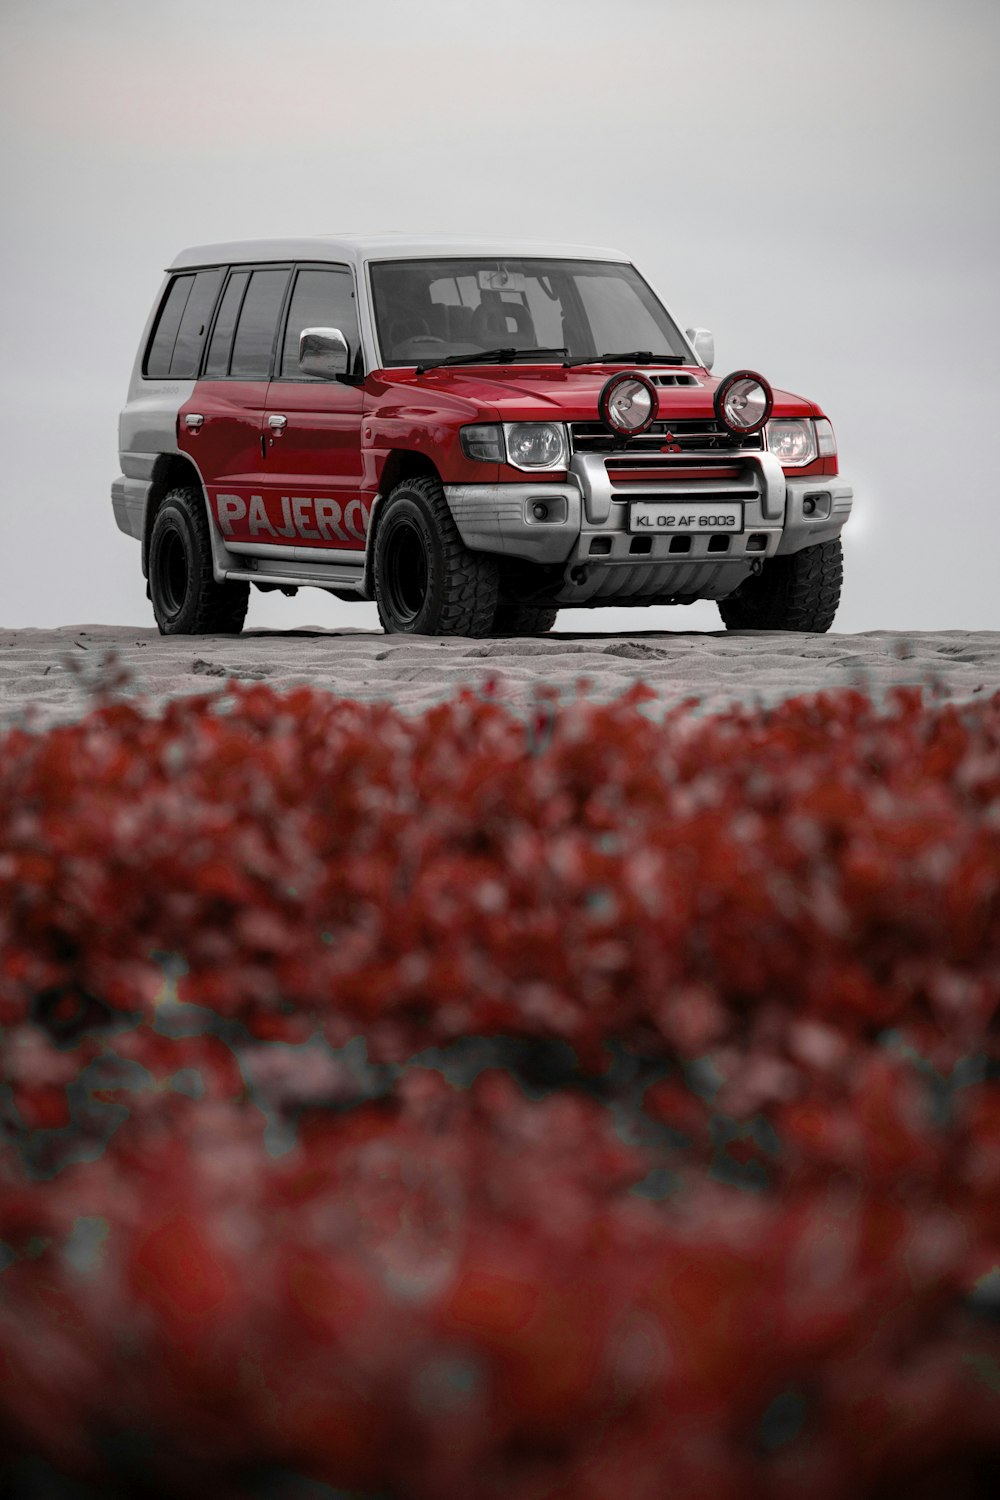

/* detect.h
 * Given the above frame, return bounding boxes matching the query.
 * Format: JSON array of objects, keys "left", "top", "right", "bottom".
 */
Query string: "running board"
[{"left": 223, "top": 557, "right": 367, "bottom": 592}]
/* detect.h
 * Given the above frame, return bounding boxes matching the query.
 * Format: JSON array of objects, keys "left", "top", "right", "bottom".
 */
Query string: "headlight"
[
  {"left": 714, "top": 370, "right": 773, "bottom": 435},
  {"left": 460, "top": 424, "right": 505, "bottom": 463},
  {"left": 503, "top": 422, "right": 569, "bottom": 470},
  {"left": 766, "top": 418, "right": 818, "bottom": 466},
  {"left": 599, "top": 372, "right": 656, "bottom": 436}
]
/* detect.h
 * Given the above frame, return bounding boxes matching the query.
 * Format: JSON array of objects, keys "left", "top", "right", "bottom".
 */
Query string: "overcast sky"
[{"left": 1, "top": 0, "right": 997, "bottom": 635}]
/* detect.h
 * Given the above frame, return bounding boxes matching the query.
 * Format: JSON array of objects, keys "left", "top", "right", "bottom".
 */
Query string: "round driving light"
[
  {"left": 714, "top": 369, "right": 774, "bottom": 436},
  {"left": 598, "top": 372, "right": 656, "bottom": 436},
  {"left": 532, "top": 502, "right": 549, "bottom": 520}
]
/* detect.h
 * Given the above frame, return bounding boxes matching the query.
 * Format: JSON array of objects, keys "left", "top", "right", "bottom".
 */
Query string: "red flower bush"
[
  {"left": 2, "top": 682, "right": 999, "bottom": 1062},
  {"left": 1, "top": 683, "right": 999, "bottom": 1496}
]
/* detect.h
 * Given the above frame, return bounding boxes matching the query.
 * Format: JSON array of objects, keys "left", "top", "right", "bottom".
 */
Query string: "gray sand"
[{"left": 1, "top": 626, "right": 998, "bottom": 732}]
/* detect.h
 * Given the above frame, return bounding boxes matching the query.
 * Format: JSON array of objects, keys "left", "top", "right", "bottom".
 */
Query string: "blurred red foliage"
[{"left": 1, "top": 683, "right": 999, "bottom": 1497}]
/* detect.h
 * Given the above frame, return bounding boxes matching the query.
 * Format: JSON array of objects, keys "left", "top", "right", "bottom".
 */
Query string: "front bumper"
[
  {"left": 443, "top": 480, "right": 583, "bottom": 566},
  {"left": 444, "top": 455, "right": 853, "bottom": 604},
  {"left": 778, "top": 476, "right": 854, "bottom": 553}
]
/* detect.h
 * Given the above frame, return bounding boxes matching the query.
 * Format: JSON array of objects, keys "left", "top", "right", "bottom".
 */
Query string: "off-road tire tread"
[
  {"left": 492, "top": 602, "right": 559, "bottom": 636},
  {"left": 150, "top": 487, "right": 249, "bottom": 635},
  {"left": 719, "top": 539, "right": 843, "bottom": 633},
  {"left": 375, "top": 475, "right": 499, "bottom": 637}
]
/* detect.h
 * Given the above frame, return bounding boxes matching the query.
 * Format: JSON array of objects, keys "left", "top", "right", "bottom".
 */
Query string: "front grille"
[
  {"left": 570, "top": 419, "right": 763, "bottom": 455},
  {"left": 604, "top": 463, "right": 743, "bottom": 485}
]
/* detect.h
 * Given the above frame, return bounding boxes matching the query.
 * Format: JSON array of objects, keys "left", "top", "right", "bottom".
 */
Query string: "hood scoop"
[{"left": 647, "top": 371, "right": 701, "bottom": 387}]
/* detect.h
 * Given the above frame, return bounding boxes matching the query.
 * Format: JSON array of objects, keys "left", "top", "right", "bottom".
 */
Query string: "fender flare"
[{"left": 144, "top": 454, "right": 236, "bottom": 583}]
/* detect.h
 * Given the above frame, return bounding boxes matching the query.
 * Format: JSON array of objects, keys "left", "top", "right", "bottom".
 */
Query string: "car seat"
[{"left": 470, "top": 292, "right": 537, "bottom": 349}]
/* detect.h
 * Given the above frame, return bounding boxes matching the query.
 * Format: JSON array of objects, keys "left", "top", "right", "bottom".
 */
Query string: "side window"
[
  {"left": 279, "top": 267, "right": 360, "bottom": 377},
  {"left": 145, "top": 276, "right": 193, "bottom": 378},
  {"left": 229, "top": 268, "right": 291, "bottom": 379},
  {"left": 204, "top": 270, "right": 249, "bottom": 378},
  {"left": 170, "top": 268, "right": 224, "bottom": 378}
]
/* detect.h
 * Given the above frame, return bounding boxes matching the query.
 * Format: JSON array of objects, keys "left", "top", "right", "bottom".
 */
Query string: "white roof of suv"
[{"left": 168, "top": 234, "right": 632, "bottom": 271}]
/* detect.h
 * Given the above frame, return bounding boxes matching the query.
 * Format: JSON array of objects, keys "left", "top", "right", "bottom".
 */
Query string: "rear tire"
[
  {"left": 373, "top": 475, "right": 499, "bottom": 636},
  {"left": 148, "top": 487, "right": 249, "bottom": 636},
  {"left": 492, "top": 601, "right": 559, "bottom": 636},
  {"left": 718, "top": 538, "right": 843, "bottom": 633}
]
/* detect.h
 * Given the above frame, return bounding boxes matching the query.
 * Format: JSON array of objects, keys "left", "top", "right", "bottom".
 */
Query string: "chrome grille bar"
[{"left": 569, "top": 419, "right": 763, "bottom": 455}]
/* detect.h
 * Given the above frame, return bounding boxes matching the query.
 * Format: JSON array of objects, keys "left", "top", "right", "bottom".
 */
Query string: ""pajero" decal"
[{"left": 214, "top": 493, "right": 369, "bottom": 542}]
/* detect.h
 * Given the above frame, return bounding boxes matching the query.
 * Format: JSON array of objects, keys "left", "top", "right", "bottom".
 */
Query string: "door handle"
[
  {"left": 268, "top": 414, "right": 288, "bottom": 433},
  {"left": 184, "top": 413, "right": 204, "bottom": 431}
]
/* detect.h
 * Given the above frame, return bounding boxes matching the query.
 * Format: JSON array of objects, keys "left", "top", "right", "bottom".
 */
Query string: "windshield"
[{"left": 368, "top": 258, "right": 689, "bottom": 368}]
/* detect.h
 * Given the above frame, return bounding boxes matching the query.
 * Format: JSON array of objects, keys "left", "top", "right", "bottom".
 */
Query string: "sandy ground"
[{"left": 1, "top": 625, "right": 999, "bottom": 732}]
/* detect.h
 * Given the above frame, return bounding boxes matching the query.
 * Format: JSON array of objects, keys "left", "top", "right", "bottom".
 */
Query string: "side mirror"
[
  {"left": 685, "top": 327, "right": 715, "bottom": 372},
  {"left": 299, "top": 326, "right": 350, "bottom": 379}
]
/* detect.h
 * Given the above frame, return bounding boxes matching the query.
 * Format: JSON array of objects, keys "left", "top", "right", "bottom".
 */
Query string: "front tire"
[
  {"left": 373, "top": 476, "right": 499, "bottom": 636},
  {"left": 148, "top": 487, "right": 249, "bottom": 636},
  {"left": 718, "top": 538, "right": 843, "bottom": 633}
]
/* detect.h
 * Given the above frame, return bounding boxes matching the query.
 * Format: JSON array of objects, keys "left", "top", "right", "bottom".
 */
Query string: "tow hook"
[
  {"left": 569, "top": 564, "right": 589, "bottom": 586},
  {"left": 750, "top": 558, "right": 764, "bottom": 575}
]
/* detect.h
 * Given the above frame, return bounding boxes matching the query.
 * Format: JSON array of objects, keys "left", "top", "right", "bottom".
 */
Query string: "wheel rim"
[
  {"left": 157, "top": 525, "right": 189, "bottom": 618},
  {"left": 383, "top": 516, "right": 429, "bottom": 625}
]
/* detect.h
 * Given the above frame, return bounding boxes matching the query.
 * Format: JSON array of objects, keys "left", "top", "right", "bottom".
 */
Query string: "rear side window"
[
  {"left": 170, "top": 269, "right": 224, "bottom": 378},
  {"left": 145, "top": 270, "right": 225, "bottom": 378},
  {"left": 278, "top": 267, "right": 360, "bottom": 377},
  {"left": 145, "top": 276, "right": 193, "bottom": 377},
  {"left": 204, "top": 271, "right": 249, "bottom": 377},
  {"left": 229, "top": 268, "right": 291, "bottom": 379}
]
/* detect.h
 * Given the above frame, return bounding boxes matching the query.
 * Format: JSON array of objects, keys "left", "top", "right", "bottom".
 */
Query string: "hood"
[{"left": 374, "top": 364, "right": 822, "bottom": 423}]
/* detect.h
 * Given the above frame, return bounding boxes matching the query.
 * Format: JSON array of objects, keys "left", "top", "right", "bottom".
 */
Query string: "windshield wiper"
[
  {"left": 563, "top": 350, "right": 687, "bottom": 368},
  {"left": 415, "top": 346, "right": 569, "bottom": 374}
]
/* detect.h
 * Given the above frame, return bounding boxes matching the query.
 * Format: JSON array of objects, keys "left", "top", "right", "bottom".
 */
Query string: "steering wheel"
[{"left": 392, "top": 333, "right": 454, "bottom": 361}]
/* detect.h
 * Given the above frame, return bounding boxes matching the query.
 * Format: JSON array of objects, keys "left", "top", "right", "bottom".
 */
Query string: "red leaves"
[
  {"left": 2, "top": 683, "right": 1000, "bottom": 1496},
  {"left": 130, "top": 1210, "right": 238, "bottom": 1331},
  {"left": 1, "top": 1054, "right": 999, "bottom": 1497},
  {"left": 2, "top": 683, "right": 998, "bottom": 1063}
]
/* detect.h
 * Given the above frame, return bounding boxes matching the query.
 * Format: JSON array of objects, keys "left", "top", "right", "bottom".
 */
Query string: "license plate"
[{"left": 629, "top": 502, "right": 744, "bottom": 533}]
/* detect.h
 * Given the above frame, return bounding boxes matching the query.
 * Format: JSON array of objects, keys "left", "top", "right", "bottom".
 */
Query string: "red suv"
[{"left": 113, "top": 236, "right": 852, "bottom": 636}]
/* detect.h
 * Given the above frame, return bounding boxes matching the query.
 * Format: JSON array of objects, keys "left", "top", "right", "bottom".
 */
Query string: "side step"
[{"left": 223, "top": 555, "right": 368, "bottom": 593}]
